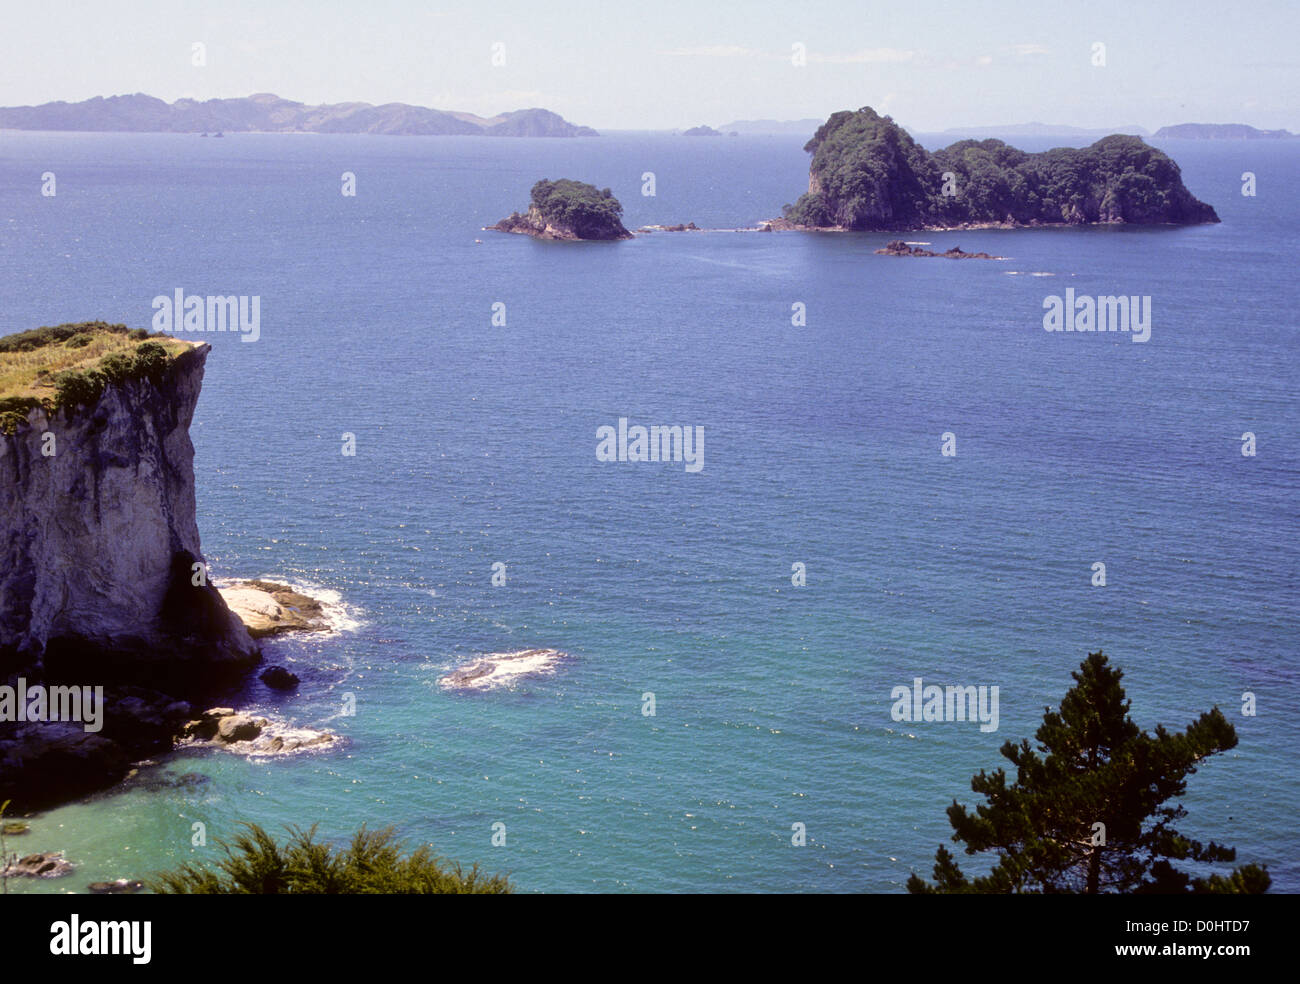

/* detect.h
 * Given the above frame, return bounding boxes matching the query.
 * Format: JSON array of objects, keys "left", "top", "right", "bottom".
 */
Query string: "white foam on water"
[{"left": 439, "top": 648, "right": 568, "bottom": 691}]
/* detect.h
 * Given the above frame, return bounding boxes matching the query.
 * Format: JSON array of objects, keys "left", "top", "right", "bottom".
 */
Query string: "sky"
[{"left": 0, "top": 0, "right": 1295, "bottom": 132}]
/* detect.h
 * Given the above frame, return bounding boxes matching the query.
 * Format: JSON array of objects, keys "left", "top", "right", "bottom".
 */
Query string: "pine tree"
[{"left": 907, "top": 651, "right": 1269, "bottom": 894}]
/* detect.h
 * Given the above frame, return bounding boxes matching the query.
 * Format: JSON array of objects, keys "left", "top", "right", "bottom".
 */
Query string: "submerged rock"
[
  {"left": 4, "top": 850, "right": 74, "bottom": 878},
  {"left": 88, "top": 878, "right": 144, "bottom": 894},
  {"left": 259, "top": 665, "right": 301, "bottom": 690},
  {"left": 440, "top": 648, "right": 568, "bottom": 691}
]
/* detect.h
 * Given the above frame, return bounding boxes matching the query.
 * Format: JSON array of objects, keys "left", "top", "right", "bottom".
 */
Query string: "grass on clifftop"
[
  {"left": 0, "top": 322, "right": 191, "bottom": 434},
  {"left": 149, "top": 822, "right": 514, "bottom": 894}
]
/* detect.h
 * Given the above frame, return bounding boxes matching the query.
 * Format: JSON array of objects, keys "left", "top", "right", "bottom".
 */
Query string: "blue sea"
[{"left": 1, "top": 128, "right": 1296, "bottom": 893}]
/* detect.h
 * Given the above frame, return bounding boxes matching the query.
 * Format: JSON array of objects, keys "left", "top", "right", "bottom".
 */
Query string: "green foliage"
[
  {"left": 64, "top": 333, "right": 92, "bottom": 348},
  {"left": 908, "top": 651, "right": 1269, "bottom": 894},
  {"left": 788, "top": 107, "right": 940, "bottom": 229},
  {"left": 785, "top": 108, "right": 1218, "bottom": 229},
  {"left": 784, "top": 193, "right": 830, "bottom": 226},
  {"left": 5, "top": 341, "right": 176, "bottom": 423},
  {"left": 0, "top": 321, "right": 129, "bottom": 353},
  {"left": 0, "top": 396, "right": 41, "bottom": 435},
  {"left": 131, "top": 341, "right": 171, "bottom": 381},
  {"left": 528, "top": 178, "right": 628, "bottom": 238},
  {"left": 97, "top": 352, "right": 137, "bottom": 384},
  {"left": 53, "top": 368, "right": 108, "bottom": 409},
  {"left": 149, "top": 822, "right": 513, "bottom": 895}
]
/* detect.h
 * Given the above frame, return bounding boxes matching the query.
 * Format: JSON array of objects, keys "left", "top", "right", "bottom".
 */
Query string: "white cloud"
[
  {"left": 662, "top": 45, "right": 917, "bottom": 64},
  {"left": 809, "top": 47, "right": 917, "bottom": 64}
]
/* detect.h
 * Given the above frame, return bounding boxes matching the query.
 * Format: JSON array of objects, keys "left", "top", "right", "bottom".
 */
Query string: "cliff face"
[{"left": 0, "top": 342, "right": 257, "bottom": 691}]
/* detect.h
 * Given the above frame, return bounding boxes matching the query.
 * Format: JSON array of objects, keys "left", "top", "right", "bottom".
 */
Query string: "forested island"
[
  {"left": 780, "top": 106, "right": 1219, "bottom": 231},
  {"left": 1153, "top": 122, "right": 1296, "bottom": 140},
  {"left": 492, "top": 179, "right": 631, "bottom": 240},
  {"left": 0, "top": 93, "right": 599, "bottom": 137}
]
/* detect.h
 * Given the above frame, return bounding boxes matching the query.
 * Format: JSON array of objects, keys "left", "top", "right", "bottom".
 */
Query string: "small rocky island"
[
  {"left": 780, "top": 106, "right": 1220, "bottom": 231},
  {"left": 492, "top": 179, "right": 632, "bottom": 241},
  {"left": 683, "top": 125, "right": 722, "bottom": 137},
  {"left": 876, "top": 240, "right": 1005, "bottom": 259}
]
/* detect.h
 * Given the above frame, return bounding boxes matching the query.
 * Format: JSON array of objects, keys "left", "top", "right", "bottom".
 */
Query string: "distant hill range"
[
  {"left": 0, "top": 92, "right": 599, "bottom": 137},
  {"left": 1153, "top": 123, "right": 1296, "bottom": 140},
  {"left": 719, "top": 118, "right": 824, "bottom": 135}
]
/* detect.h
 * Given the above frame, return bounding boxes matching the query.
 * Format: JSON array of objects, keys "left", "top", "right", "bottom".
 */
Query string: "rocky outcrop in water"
[
  {"left": 178, "top": 706, "right": 338, "bottom": 755},
  {"left": 875, "top": 240, "right": 1005, "bottom": 259},
  {"left": 3, "top": 850, "right": 75, "bottom": 879},
  {"left": 218, "top": 580, "right": 328, "bottom": 638}
]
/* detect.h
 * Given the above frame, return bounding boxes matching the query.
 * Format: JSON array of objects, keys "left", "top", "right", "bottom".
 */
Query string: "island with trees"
[
  {"left": 779, "top": 106, "right": 1220, "bottom": 232},
  {"left": 492, "top": 179, "right": 632, "bottom": 240}
]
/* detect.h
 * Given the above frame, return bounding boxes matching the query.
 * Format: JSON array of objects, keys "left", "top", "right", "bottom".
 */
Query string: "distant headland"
[
  {"left": 1153, "top": 122, "right": 1296, "bottom": 140},
  {"left": 0, "top": 92, "right": 599, "bottom": 137},
  {"left": 778, "top": 107, "right": 1220, "bottom": 232}
]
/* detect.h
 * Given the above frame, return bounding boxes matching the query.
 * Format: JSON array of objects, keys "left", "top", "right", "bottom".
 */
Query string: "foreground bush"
[{"left": 149, "top": 823, "right": 513, "bottom": 894}]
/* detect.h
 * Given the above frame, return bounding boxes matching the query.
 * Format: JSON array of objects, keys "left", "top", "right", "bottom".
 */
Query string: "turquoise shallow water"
[{"left": 0, "top": 130, "right": 1296, "bottom": 892}]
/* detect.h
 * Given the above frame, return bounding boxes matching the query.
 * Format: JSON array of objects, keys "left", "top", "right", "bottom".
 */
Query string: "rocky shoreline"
[
  {"left": 177, "top": 705, "right": 339, "bottom": 756},
  {"left": 0, "top": 578, "right": 337, "bottom": 813}
]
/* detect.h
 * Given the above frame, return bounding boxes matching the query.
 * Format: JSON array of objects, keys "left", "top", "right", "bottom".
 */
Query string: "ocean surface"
[{"left": 1, "top": 128, "right": 1296, "bottom": 893}]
